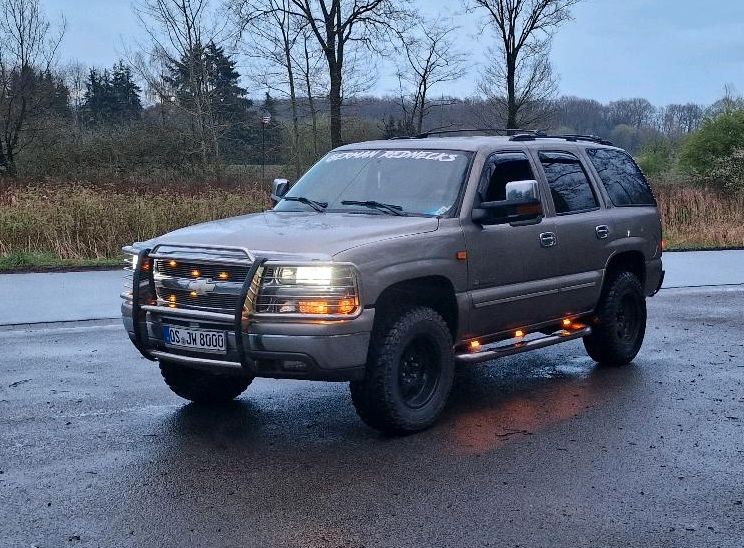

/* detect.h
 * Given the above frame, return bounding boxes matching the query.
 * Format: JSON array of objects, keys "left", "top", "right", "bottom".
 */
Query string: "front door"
[{"left": 462, "top": 151, "right": 562, "bottom": 338}]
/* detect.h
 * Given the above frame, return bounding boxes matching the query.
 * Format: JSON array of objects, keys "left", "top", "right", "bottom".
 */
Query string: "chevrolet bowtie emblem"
[{"left": 187, "top": 278, "right": 216, "bottom": 295}]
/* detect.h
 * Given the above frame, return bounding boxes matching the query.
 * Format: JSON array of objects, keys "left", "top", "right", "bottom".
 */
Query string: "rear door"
[
  {"left": 462, "top": 150, "right": 562, "bottom": 337},
  {"left": 532, "top": 148, "right": 611, "bottom": 315}
]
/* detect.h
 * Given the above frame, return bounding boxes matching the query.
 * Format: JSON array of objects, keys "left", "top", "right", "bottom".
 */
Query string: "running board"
[{"left": 455, "top": 326, "right": 592, "bottom": 365}]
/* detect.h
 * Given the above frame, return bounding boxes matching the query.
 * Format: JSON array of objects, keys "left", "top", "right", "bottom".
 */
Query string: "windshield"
[{"left": 274, "top": 149, "right": 473, "bottom": 216}]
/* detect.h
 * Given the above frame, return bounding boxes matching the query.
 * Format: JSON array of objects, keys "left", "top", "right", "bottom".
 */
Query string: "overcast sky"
[{"left": 45, "top": 0, "right": 744, "bottom": 106}]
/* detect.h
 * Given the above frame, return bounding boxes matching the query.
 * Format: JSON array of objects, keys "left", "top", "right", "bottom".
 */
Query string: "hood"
[{"left": 142, "top": 211, "right": 439, "bottom": 260}]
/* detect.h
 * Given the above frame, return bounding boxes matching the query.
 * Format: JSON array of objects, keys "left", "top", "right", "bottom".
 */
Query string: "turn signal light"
[
  {"left": 168, "top": 295, "right": 177, "bottom": 308},
  {"left": 169, "top": 260, "right": 177, "bottom": 267},
  {"left": 562, "top": 319, "right": 572, "bottom": 327},
  {"left": 296, "top": 298, "right": 357, "bottom": 315},
  {"left": 515, "top": 330, "right": 525, "bottom": 338},
  {"left": 190, "top": 291, "right": 198, "bottom": 298},
  {"left": 469, "top": 340, "right": 481, "bottom": 352},
  {"left": 191, "top": 269, "right": 201, "bottom": 277},
  {"left": 337, "top": 298, "right": 357, "bottom": 315},
  {"left": 298, "top": 301, "right": 329, "bottom": 315},
  {"left": 218, "top": 272, "right": 230, "bottom": 280}
]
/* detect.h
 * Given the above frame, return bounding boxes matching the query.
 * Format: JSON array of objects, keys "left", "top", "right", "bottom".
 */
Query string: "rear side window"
[
  {"left": 539, "top": 151, "right": 598, "bottom": 214},
  {"left": 586, "top": 148, "right": 656, "bottom": 206}
]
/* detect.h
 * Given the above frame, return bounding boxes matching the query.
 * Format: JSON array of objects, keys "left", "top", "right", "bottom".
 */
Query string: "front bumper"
[{"left": 122, "top": 300, "right": 373, "bottom": 381}]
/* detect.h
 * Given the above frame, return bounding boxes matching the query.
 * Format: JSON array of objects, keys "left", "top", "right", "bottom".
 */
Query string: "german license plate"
[{"left": 163, "top": 325, "right": 227, "bottom": 354}]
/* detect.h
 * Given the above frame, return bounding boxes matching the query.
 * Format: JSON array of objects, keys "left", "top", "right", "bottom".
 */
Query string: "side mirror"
[
  {"left": 472, "top": 180, "right": 543, "bottom": 225},
  {"left": 270, "top": 178, "right": 290, "bottom": 207}
]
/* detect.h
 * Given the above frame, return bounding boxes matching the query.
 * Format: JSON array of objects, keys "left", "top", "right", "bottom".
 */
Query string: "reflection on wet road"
[{"left": 1, "top": 288, "right": 743, "bottom": 547}]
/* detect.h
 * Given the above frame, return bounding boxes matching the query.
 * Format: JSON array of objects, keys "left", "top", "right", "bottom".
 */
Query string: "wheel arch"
[
  {"left": 372, "top": 276, "right": 459, "bottom": 340},
  {"left": 603, "top": 250, "right": 646, "bottom": 290}
]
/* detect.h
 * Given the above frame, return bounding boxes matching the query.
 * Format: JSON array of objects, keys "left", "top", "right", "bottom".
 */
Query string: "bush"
[
  {"left": 679, "top": 109, "right": 744, "bottom": 190},
  {"left": 636, "top": 137, "right": 677, "bottom": 178}
]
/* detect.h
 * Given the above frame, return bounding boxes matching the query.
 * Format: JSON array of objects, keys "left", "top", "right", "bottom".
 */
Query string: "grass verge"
[{"left": 0, "top": 251, "right": 121, "bottom": 272}]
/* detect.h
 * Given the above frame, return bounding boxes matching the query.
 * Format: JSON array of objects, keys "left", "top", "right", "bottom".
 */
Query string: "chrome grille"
[{"left": 153, "top": 254, "right": 252, "bottom": 315}]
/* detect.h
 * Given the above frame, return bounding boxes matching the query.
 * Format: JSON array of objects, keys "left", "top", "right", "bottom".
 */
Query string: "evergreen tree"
[
  {"left": 83, "top": 62, "right": 143, "bottom": 125},
  {"left": 166, "top": 41, "right": 256, "bottom": 163},
  {"left": 111, "top": 62, "right": 143, "bottom": 122}
]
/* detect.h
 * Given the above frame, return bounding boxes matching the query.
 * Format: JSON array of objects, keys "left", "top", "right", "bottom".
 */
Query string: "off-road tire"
[
  {"left": 159, "top": 360, "right": 252, "bottom": 404},
  {"left": 584, "top": 271, "right": 647, "bottom": 366},
  {"left": 350, "top": 306, "right": 455, "bottom": 434}
]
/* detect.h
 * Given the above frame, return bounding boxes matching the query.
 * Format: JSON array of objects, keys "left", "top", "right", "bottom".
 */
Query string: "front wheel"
[
  {"left": 159, "top": 360, "right": 253, "bottom": 404},
  {"left": 350, "top": 306, "right": 455, "bottom": 434},
  {"left": 583, "top": 271, "right": 647, "bottom": 366}
]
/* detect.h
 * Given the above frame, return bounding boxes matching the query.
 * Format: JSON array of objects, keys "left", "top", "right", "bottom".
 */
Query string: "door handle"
[
  {"left": 595, "top": 225, "right": 610, "bottom": 240},
  {"left": 539, "top": 232, "right": 557, "bottom": 248}
]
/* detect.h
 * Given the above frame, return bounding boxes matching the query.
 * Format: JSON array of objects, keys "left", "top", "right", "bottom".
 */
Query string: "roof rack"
[
  {"left": 510, "top": 133, "right": 613, "bottom": 146},
  {"left": 389, "top": 128, "right": 546, "bottom": 140}
]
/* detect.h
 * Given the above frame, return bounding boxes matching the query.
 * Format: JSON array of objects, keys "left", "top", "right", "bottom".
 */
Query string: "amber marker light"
[
  {"left": 191, "top": 269, "right": 201, "bottom": 277},
  {"left": 515, "top": 330, "right": 525, "bottom": 338},
  {"left": 168, "top": 295, "right": 177, "bottom": 308},
  {"left": 336, "top": 298, "right": 357, "bottom": 315},
  {"left": 190, "top": 291, "right": 198, "bottom": 297},
  {"left": 469, "top": 340, "right": 481, "bottom": 352},
  {"left": 218, "top": 272, "right": 230, "bottom": 280},
  {"left": 456, "top": 250, "right": 468, "bottom": 261},
  {"left": 168, "top": 260, "right": 177, "bottom": 267},
  {"left": 562, "top": 319, "right": 572, "bottom": 327},
  {"left": 298, "top": 301, "right": 330, "bottom": 315}
]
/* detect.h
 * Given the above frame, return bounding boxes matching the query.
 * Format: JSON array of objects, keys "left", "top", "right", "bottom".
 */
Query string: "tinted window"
[
  {"left": 539, "top": 151, "right": 598, "bottom": 214},
  {"left": 478, "top": 152, "right": 535, "bottom": 202},
  {"left": 587, "top": 148, "right": 656, "bottom": 206}
]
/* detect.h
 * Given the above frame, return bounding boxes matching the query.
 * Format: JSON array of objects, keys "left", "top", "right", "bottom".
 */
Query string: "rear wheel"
[
  {"left": 583, "top": 271, "right": 647, "bottom": 366},
  {"left": 350, "top": 306, "right": 455, "bottom": 434},
  {"left": 159, "top": 360, "right": 252, "bottom": 404}
]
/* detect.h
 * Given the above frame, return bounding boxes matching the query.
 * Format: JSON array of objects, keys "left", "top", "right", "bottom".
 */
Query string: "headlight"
[{"left": 256, "top": 263, "right": 360, "bottom": 317}]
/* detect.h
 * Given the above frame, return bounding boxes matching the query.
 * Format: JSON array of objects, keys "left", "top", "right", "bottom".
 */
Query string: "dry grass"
[
  {"left": 655, "top": 185, "right": 744, "bottom": 249},
  {"left": 0, "top": 181, "right": 741, "bottom": 270},
  {"left": 0, "top": 181, "right": 269, "bottom": 265}
]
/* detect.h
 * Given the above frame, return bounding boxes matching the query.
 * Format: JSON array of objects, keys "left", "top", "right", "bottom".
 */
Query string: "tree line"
[{"left": 1, "top": 0, "right": 743, "bottom": 191}]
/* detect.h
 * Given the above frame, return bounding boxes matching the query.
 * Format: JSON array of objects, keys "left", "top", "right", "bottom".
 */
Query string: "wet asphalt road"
[{"left": 1, "top": 288, "right": 743, "bottom": 548}]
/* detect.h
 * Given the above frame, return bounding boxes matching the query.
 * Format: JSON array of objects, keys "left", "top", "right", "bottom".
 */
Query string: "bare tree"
[
  {"left": 396, "top": 19, "right": 467, "bottom": 135},
  {"left": 0, "top": 0, "right": 65, "bottom": 175},
  {"left": 63, "top": 60, "right": 86, "bottom": 132},
  {"left": 297, "top": 25, "right": 326, "bottom": 157},
  {"left": 287, "top": 0, "right": 411, "bottom": 148},
  {"left": 469, "top": 0, "right": 581, "bottom": 129},
  {"left": 134, "top": 0, "right": 222, "bottom": 166},
  {"left": 607, "top": 98, "right": 655, "bottom": 129},
  {"left": 231, "top": 0, "right": 305, "bottom": 177}
]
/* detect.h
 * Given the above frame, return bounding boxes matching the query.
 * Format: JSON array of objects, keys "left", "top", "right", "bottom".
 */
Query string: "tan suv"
[{"left": 122, "top": 130, "right": 664, "bottom": 434}]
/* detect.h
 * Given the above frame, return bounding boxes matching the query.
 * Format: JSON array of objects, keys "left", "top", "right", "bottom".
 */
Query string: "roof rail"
[
  {"left": 389, "top": 128, "right": 546, "bottom": 139},
  {"left": 510, "top": 133, "right": 614, "bottom": 146}
]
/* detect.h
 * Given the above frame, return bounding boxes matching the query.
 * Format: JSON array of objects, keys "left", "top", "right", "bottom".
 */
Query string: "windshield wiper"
[
  {"left": 281, "top": 196, "right": 328, "bottom": 212},
  {"left": 341, "top": 200, "right": 406, "bottom": 216}
]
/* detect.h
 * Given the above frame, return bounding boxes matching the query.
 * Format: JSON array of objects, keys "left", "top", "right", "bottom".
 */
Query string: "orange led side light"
[
  {"left": 298, "top": 301, "right": 329, "bottom": 315},
  {"left": 515, "top": 330, "right": 525, "bottom": 338},
  {"left": 456, "top": 251, "right": 468, "bottom": 261},
  {"left": 336, "top": 298, "right": 357, "bottom": 315}
]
